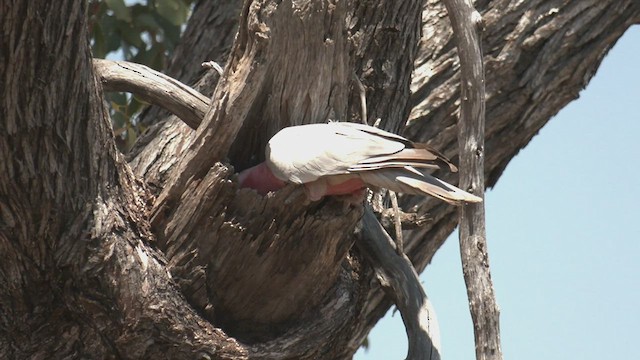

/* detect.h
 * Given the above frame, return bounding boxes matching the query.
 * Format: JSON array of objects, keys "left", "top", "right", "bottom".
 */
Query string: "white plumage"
[{"left": 263, "top": 122, "right": 481, "bottom": 205}]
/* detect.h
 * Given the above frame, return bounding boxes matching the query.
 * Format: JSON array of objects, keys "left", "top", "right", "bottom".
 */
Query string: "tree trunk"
[
  {"left": 1, "top": 0, "right": 638, "bottom": 359},
  {"left": 0, "top": 1, "right": 244, "bottom": 358}
]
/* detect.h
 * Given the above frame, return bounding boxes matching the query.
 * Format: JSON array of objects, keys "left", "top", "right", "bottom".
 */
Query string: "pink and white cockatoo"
[{"left": 238, "top": 122, "right": 482, "bottom": 205}]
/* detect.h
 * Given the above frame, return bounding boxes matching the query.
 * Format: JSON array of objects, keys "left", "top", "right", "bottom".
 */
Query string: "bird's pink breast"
[
  {"left": 321, "top": 177, "right": 366, "bottom": 196},
  {"left": 239, "top": 161, "right": 366, "bottom": 200},
  {"left": 238, "top": 162, "right": 286, "bottom": 195}
]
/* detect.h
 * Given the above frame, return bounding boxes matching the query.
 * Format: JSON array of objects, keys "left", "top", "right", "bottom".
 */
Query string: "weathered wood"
[
  {"left": 133, "top": 2, "right": 430, "bottom": 354},
  {"left": 135, "top": 0, "right": 241, "bottom": 130},
  {"left": 357, "top": 205, "right": 441, "bottom": 360},
  {"left": 141, "top": 0, "right": 368, "bottom": 349},
  {"left": 132, "top": 0, "right": 427, "bottom": 350},
  {"left": 94, "top": 59, "right": 210, "bottom": 129},
  {"left": 441, "top": 0, "right": 502, "bottom": 358},
  {"left": 96, "top": 43, "right": 445, "bottom": 359},
  {"left": 96, "top": 57, "right": 441, "bottom": 357}
]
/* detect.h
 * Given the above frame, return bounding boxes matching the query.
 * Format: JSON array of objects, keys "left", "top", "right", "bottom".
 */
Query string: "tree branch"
[
  {"left": 356, "top": 205, "right": 441, "bottom": 360},
  {"left": 441, "top": 0, "right": 502, "bottom": 359},
  {"left": 94, "top": 59, "right": 210, "bottom": 130}
]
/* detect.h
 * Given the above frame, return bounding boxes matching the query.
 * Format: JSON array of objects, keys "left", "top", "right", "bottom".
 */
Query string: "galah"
[{"left": 238, "top": 122, "right": 482, "bottom": 205}]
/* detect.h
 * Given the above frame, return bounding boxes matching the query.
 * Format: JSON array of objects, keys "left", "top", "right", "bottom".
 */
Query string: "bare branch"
[
  {"left": 202, "top": 60, "right": 225, "bottom": 76},
  {"left": 389, "top": 190, "right": 404, "bottom": 254},
  {"left": 352, "top": 73, "right": 368, "bottom": 125},
  {"left": 379, "top": 208, "right": 431, "bottom": 229},
  {"left": 357, "top": 205, "right": 441, "bottom": 360},
  {"left": 94, "top": 59, "right": 209, "bottom": 130},
  {"left": 441, "top": 0, "right": 502, "bottom": 359}
]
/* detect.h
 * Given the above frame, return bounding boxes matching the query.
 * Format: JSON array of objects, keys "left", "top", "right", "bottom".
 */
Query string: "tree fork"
[{"left": 95, "top": 54, "right": 444, "bottom": 359}]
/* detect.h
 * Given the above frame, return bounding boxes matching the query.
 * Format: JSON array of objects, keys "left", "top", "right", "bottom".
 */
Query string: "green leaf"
[
  {"left": 109, "top": 91, "right": 127, "bottom": 105},
  {"left": 89, "top": 0, "right": 197, "bottom": 152},
  {"left": 98, "top": 15, "right": 123, "bottom": 54},
  {"left": 127, "top": 97, "right": 147, "bottom": 117},
  {"left": 134, "top": 43, "right": 165, "bottom": 70},
  {"left": 118, "top": 21, "right": 145, "bottom": 49},
  {"left": 105, "top": 0, "right": 132, "bottom": 22},
  {"left": 154, "top": 0, "right": 189, "bottom": 26},
  {"left": 134, "top": 12, "right": 161, "bottom": 30},
  {"left": 91, "top": 22, "right": 107, "bottom": 58},
  {"left": 111, "top": 109, "right": 127, "bottom": 132}
]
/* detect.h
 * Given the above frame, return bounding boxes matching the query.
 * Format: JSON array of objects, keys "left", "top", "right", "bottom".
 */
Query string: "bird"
[{"left": 238, "top": 121, "right": 482, "bottom": 205}]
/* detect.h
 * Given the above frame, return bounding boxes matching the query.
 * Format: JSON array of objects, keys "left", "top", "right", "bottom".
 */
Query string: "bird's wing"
[
  {"left": 264, "top": 122, "right": 481, "bottom": 204},
  {"left": 336, "top": 122, "right": 458, "bottom": 173},
  {"left": 266, "top": 121, "right": 460, "bottom": 185},
  {"left": 266, "top": 122, "right": 406, "bottom": 183}
]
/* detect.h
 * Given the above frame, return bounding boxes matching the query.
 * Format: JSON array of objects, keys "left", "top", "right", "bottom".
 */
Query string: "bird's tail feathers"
[{"left": 359, "top": 167, "right": 482, "bottom": 205}]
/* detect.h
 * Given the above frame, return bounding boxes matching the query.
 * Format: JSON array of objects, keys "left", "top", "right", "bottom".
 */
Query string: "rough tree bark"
[
  {"left": 1, "top": 0, "right": 639, "bottom": 360},
  {"left": 0, "top": 1, "right": 245, "bottom": 358}
]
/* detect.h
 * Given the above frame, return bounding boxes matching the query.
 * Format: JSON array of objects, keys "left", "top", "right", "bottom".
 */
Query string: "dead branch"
[
  {"left": 357, "top": 205, "right": 441, "bottom": 360},
  {"left": 379, "top": 208, "right": 431, "bottom": 230},
  {"left": 441, "top": 0, "right": 502, "bottom": 359},
  {"left": 93, "top": 59, "right": 209, "bottom": 130}
]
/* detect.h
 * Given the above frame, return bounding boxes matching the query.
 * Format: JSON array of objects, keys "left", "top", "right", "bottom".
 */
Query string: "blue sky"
[{"left": 356, "top": 26, "right": 640, "bottom": 360}]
